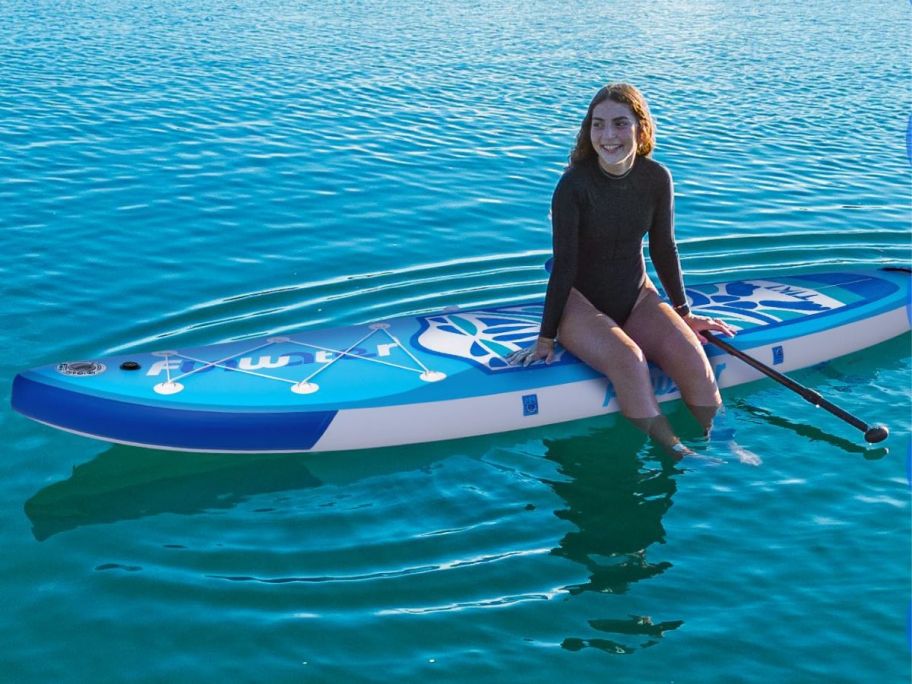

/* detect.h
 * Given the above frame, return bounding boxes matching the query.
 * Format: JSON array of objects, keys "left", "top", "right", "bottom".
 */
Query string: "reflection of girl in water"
[
  {"left": 546, "top": 429, "right": 675, "bottom": 594},
  {"left": 545, "top": 428, "right": 683, "bottom": 652}
]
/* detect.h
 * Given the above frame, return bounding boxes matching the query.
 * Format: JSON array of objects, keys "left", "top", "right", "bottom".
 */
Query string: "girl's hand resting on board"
[
  {"left": 507, "top": 336, "right": 556, "bottom": 366},
  {"left": 682, "top": 313, "right": 735, "bottom": 344}
]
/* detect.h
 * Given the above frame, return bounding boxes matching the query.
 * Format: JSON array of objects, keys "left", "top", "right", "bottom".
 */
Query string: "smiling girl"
[{"left": 509, "top": 83, "right": 734, "bottom": 456}]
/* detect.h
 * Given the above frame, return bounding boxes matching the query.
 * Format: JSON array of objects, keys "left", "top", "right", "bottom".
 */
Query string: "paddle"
[{"left": 703, "top": 331, "right": 889, "bottom": 443}]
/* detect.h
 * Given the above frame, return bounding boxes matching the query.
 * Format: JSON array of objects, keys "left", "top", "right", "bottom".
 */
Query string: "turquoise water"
[{"left": 2, "top": 1, "right": 910, "bottom": 681}]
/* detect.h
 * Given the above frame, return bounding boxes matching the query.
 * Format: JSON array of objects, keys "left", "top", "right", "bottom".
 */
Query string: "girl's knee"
[
  {"left": 680, "top": 349, "right": 714, "bottom": 380},
  {"left": 607, "top": 341, "right": 649, "bottom": 381},
  {"left": 655, "top": 337, "right": 718, "bottom": 399},
  {"left": 678, "top": 363, "right": 721, "bottom": 405},
  {"left": 658, "top": 332, "right": 710, "bottom": 374}
]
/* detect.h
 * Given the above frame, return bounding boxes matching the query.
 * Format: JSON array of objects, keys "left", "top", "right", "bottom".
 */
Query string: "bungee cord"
[{"left": 151, "top": 324, "right": 446, "bottom": 396}]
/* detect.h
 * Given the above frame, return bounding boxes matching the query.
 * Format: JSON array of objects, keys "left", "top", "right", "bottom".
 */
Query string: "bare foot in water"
[
  {"left": 666, "top": 442, "right": 726, "bottom": 465},
  {"left": 727, "top": 440, "right": 762, "bottom": 466}
]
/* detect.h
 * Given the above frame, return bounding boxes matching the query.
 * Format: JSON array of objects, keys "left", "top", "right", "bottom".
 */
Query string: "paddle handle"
[{"left": 703, "top": 331, "right": 888, "bottom": 442}]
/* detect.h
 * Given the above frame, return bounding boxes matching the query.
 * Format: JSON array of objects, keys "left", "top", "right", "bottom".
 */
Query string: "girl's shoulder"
[
  {"left": 635, "top": 156, "right": 673, "bottom": 187},
  {"left": 555, "top": 160, "right": 596, "bottom": 194}
]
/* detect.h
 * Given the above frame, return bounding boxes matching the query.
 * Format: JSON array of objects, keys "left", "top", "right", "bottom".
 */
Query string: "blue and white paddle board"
[{"left": 12, "top": 267, "right": 910, "bottom": 452}]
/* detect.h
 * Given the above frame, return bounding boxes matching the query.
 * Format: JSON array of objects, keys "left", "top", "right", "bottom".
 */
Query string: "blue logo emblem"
[
  {"left": 414, "top": 303, "right": 568, "bottom": 372},
  {"left": 686, "top": 280, "right": 843, "bottom": 327}
]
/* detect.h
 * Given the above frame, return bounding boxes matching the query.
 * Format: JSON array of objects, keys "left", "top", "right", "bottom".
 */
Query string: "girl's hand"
[
  {"left": 682, "top": 313, "right": 735, "bottom": 344},
  {"left": 507, "top": 336, "right": 556, "bottom": 366}
]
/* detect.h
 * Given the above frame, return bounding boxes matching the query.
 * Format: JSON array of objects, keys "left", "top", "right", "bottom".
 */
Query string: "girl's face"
[{"left": 590, "top": 99, "right": 639, "bottom": 174}]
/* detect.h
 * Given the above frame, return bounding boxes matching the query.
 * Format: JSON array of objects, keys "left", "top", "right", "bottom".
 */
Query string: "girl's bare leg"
[
  {"left": 557, "top": 289, "right": 683, "bottom": 450},
  {"left": 623, "top": 288, "right": 761, "bottom": 464},
  {"left": 622, "top": 286, "right": 721, "bottom": 430}
]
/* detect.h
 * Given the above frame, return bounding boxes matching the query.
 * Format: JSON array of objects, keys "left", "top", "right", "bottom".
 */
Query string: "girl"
[{"left": 509, "top": 83, "right": 735, "bottom": 456}]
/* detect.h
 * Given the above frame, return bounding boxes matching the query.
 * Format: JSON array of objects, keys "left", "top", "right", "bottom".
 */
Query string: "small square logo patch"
[
  {"left": 772, "top": 346, "right": 784, "bottom": 365},
  {"left": 522, "top": 394, "right": 539, "bottom": 416}
]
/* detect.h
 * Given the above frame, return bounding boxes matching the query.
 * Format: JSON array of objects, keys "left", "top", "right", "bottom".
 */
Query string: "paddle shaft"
[{"left": 703, "top": 331, "right": 884, "bottom": 440}]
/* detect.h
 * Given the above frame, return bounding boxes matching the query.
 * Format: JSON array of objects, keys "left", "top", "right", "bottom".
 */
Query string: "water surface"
[{"left": 1, "top": 1, "right": 909, "bottom": 682}]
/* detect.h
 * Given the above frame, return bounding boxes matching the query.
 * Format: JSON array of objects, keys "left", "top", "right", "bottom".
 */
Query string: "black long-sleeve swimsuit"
[{"left": 539, "top": 156, "right": 688, "bottom": 340}]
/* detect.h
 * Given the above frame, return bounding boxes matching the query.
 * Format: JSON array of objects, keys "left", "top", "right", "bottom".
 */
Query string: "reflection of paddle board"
[{"left": 11, "top": 267, "right": 910, "bottom": 453}]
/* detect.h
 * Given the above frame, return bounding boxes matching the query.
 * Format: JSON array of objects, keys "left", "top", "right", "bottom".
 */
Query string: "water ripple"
[{"left": 209, "top": 547, "right": 552, "bottom": 586}]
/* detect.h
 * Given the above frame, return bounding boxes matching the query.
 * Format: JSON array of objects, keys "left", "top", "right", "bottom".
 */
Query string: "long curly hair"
[{"left": 568, "top": 83, "right": 656, "bottom": 169}]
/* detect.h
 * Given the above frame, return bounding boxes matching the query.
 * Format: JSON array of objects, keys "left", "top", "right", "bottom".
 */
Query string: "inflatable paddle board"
[{"left": 11, "top": 267, "right": 910, "bottom": 453}]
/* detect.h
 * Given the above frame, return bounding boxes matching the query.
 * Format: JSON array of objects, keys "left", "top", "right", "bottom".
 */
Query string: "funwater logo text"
[{"left": 145, "top": 344, "right": 396, "bottom": 377}]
